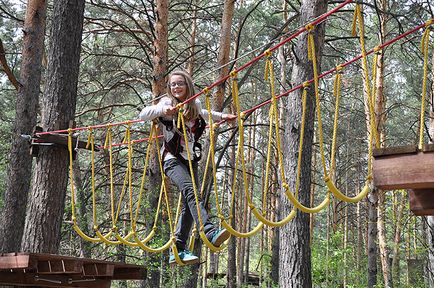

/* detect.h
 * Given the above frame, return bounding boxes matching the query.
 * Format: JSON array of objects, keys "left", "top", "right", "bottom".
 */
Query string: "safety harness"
[{"left": 158, "top": 114, "right": 206, "bottom": 162}]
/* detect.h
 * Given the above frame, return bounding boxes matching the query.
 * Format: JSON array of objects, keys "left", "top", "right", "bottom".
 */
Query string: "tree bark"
[
  {"left": 0, "top": 0, "right": 46, "bottom": 253},
  {"left": 142, "top": 0, "right": 168, "bottom": 286},
  {"left": 279, "top": 1, "right": 327, "bottom": 287},
  {"left": 374, "top": 1, "right": 392, "bottom": 285},
  {"left": 20, "top": 0, "right": 85, "bottom": 253}
]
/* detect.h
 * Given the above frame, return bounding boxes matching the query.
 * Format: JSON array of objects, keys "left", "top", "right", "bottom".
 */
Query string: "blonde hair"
[{"left": 167, "top": 70, "right": 199, "bottom": 120}]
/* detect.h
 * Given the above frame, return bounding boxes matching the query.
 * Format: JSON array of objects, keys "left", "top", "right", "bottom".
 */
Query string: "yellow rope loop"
[
  {"left": 176, "top": 105, "right": 183, "bottom": 129},
  {"left": 307, "top": 31, "right": 315, "bottom": 61},
  {"left": 67, "top": 128, "right": 76, "bottom": 222},
  {"left": 351, "top": 4, "right": 361, "bottom": 37},
  {"left": 306, "top": 23, "right": 316, "bottom": 61},
  {"left": 419, "top": 25, "right": 431, "bottom": 148},
  {"left": 421, "top": 25, "right": 431, "bottom": 52},
  {"left": 264, "top": 50, "right": 273, "bottom": 81},
  {"left": 104, "top": 125, "right": 112, "bottom": 148},
  {"left": 86, "top": 127, "right": 93, "bottom": 149},
  {"left": 302, "top": 81, "right": 310, "bottom": 89},
  {"left": 336, "top": 65, "right": 344, "bottom": 74}
]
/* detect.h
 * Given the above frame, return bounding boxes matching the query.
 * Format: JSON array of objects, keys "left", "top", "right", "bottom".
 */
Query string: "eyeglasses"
[{"left": 169, "top": 81, "right": 186, "bottom": 88}]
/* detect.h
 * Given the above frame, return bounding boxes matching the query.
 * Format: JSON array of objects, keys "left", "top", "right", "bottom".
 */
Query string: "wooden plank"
[
  {"left": 83, "top": 263, "right": 114, "bottom": 277},
  {"left": 33, "top": 133, "right": 100, "bottom": 152},
  {"left": 409, "top": 189, "right": 434, "bottom": 216},
  {"left": 373, "top": 150, "right": 434, "bottom": 190},
  {"left": 113, "top": 267, "right": 146, "bottom": 280},
  {"left": 37, "top": 259, "right": 82, "bottom": 274},
  {"left": 423, "top": 143, "right": 434, "bottom": 152},
  {"left": 0, "top": 272, "right": 111, "bottom": 288},
  {"left": 0, "top": 254, "right": 31, "bottom": 270},
  {"left": 373, "top": 145, "right": 418, "bottom": 158}
]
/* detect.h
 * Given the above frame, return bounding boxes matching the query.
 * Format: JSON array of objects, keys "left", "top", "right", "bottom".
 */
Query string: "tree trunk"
[
  {"left": 143, "top": 1, "right": 168, "bottom": 286},
  {"left": 227, "top": 143, "right": 237, "bottom": 288},
  {"left": 374, "top": 1, "right": 392, "bottom": 285},
  {"left": 279, "top": 1, "right": 327, "bottom": 287},
  {"left": 0, "top": 0, "right": 46, "bottom": 253},
  {"left": 20, "top": 0, "right": 85, "bottom": 253},
  {"left": 391, "top": 191, "right": 405, "bottom": 286}
]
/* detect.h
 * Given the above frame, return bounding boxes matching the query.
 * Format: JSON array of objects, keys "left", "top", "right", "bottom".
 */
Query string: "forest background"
[{"left": 0, "top": 0, "right": 433, "bottom": 287}]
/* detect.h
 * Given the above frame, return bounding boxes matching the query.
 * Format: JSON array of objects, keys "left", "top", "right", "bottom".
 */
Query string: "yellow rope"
[
  {"left": 419, "top": 25, "right": 431, "bottom": 149},
  {"left": 178, "top": 109, "right": 227, "bottom": 252},
  {"left": 68, "top": 129, "right": 115, "bottom": 243}
]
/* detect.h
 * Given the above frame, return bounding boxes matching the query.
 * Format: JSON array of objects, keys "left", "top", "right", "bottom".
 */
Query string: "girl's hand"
[
  {"left": 222, "top": 113, "right": 237, "bottom": 122},
  {"left": 163, "top": 105, "right": 177, "bottom": 116}
]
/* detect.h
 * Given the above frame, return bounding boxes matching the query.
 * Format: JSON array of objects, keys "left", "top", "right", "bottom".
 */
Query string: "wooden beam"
[
  {"left": 373, "top": 150, "right": 434, "bottom": 190},
  {"left": 409, "top": 189, "right": 434, "bottom": 216},
  {"left": 0, "top": 272, "right": 111, "bottom": 288},
  {"left": 0, "top": 254, "right": 36, "bottom": 270}
]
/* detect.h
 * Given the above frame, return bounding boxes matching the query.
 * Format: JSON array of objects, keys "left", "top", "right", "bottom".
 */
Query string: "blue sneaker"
[
  {"left": 169, "top": 249, "right": 199, "bottom": 265},
  {"left": 210, "top": 228, "right": 230, "bottom": 247}
]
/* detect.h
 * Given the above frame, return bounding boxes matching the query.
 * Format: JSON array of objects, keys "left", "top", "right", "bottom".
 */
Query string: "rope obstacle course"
[{"left": 26, "top": 1, "right": 434, "bottom": 260}]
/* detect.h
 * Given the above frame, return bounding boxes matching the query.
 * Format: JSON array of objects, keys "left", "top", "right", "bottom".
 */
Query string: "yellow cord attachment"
[
  {"left": 230, "top": 70, "right": 238, "bottom": 78},
  {"left": 305, "top": 23, "right": 315, "bottom": 32},
  {"left": 425, "top": 19, "right": 434, "bottom": 27},
  {"left": 373, "top": 45, "right": 382, "bottom": 54},
  {"left": 264, "top": 49, "right": 272, "bottom": 57}
]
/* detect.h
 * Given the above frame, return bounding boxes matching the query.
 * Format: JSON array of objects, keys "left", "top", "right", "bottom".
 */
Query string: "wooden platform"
[
  {"left": 373, "top": 144, "right": 434, "bottom": 190},
  {"left": 0, "top": 253, "right": 145, "bottom": 288},
  {"left": 373, "top": 144, "right": 434, "bottom": 216}
]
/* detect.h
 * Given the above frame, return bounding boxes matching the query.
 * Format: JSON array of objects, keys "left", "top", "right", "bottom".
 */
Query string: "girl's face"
[{"left": 169, "top": 75, "right": 188, "bottom": 101}]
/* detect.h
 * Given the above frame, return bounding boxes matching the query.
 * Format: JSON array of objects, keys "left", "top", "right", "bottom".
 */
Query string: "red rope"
[
  {"left": 180, "top": 0, "right": 354, "bottom": 106},
  {"left": 243, "top": 20, "right": 431, "bottom": 115},
  {"left": 37, "top": 0, "right": 353, "bottom": 136}
]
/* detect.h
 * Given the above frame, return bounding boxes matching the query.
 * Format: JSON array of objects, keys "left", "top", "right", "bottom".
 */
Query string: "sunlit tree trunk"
[
  {"left": 374, "top": 1, "right": 392, "bottom": 286},
  {"left": 21, "top": 0, "right": 85, "bottom": 253},
  {"left": 0, "top": 0, "right": 46, "bottom": 253}
]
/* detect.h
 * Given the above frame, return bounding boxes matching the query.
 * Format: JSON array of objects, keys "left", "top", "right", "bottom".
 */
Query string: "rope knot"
[
  {"left": 240, "top": 111, "right": 246, "bottom": 120},
  {"left": 373, "top": 45, "right": 382, "bottom": 54},
  {"left": 175, "top": 103, "right": 183, "bottom": 111},
  {"left": 302, "top": 81, "right": 311, "bottom": 89},
  {"left": 425, "top": 19, "right": 434, "bottom": 27},
  {"left": 305, "top": 23, "right": 315, "bottom": 32},
  {"left": 324, "top": 176, "right": 330, "bottom": 182},
  {"left": 264, "top": 49, "right": 272, "bottom": 57},
  {"left": 336, "top": 65, "right": 344, "bottom": 74},
  {"left": 203, "top": 87, "right": 210, "bottom": 95},
  {"left": 282, "top": 183, "right": 289, "bottom": 190},
  {"left": 230, "top": 70, "right": 238, "bottom": 78},
  {"left": 213, "top": 123, "right": 220, "bottom": 129}
]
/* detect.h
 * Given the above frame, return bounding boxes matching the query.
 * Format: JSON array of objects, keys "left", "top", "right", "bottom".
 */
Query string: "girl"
[{"left": 139, "top": 70, "right": 234, "bottom": 265}]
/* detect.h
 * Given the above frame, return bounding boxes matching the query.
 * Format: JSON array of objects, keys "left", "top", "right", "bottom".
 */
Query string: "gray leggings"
[{"left": 163, "top": 157, "right": 216, "bottom": 251}]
